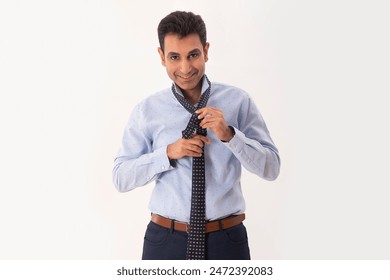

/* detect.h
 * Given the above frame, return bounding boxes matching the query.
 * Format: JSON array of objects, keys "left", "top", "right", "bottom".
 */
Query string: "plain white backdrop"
[{"left": 0, "top": 0, "right": 389, "bottom": 259}]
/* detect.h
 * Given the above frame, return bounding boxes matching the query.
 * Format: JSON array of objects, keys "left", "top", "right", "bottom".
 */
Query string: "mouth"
[{"left": 176, "top": 72, "right": 196, "bottom": 80}]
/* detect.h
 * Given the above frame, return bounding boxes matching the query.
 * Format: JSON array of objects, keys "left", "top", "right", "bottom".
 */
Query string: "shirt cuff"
[
  {"left": 223, "top": 126, "right": 245, "bottom": 154},
  {"left": 153, "top": 145, "right": 176, "bottom": 173}
]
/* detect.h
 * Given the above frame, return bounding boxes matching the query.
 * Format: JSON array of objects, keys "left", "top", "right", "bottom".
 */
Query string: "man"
[{"left": 113, "top": 11, "right": 280, "bottom": 260}]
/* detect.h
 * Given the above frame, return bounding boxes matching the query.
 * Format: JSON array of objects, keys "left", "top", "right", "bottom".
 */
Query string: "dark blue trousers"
[{"left": 142, "top": 221, "right": 251, "bottom": 260}]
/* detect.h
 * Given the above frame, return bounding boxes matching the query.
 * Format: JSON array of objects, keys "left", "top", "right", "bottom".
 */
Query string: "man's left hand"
[{"left": 196, "top": 106, "right": 233, "bottom": 142}]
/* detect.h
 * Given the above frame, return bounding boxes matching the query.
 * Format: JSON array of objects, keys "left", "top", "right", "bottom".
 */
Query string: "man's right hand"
[{"left": 167, "top": 134, "right": 210, "bottom": 160}]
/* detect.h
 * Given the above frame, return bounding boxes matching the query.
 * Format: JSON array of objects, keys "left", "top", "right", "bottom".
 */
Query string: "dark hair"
[{"left": 157, "top": 11, "right": 207, "bottom": 51}]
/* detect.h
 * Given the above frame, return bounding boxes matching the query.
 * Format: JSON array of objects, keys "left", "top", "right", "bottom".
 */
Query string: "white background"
[{"left": 0, "top": 0, "right": 389, "bottom": 259}]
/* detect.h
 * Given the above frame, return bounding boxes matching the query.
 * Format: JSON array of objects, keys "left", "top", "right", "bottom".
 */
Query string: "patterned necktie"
[{"left": 171, "top": 76, "right": 211, "bottom": 260}]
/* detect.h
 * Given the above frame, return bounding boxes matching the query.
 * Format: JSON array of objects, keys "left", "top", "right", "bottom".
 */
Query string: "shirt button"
[{"left": 161, "top": 165, "right": 165, "bottom": 170}]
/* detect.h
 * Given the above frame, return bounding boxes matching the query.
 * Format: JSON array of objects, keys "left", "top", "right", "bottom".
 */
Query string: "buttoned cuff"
[
  {"left": 153, "top": 145, "right": 176, "bottom": 173},
  {"left": 224, "top": 126, "right": 244, "bottom": 152},
  {"left": 222, "top": 127, "right": 253, "bottom": 165}
]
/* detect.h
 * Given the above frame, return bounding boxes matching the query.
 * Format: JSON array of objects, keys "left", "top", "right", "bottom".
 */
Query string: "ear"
[
  {"left": 203, "top": 42, "right": 210, "bottom": 62},
  {"left": 157, "top": 47, "right": 166, "bottom": 66}
]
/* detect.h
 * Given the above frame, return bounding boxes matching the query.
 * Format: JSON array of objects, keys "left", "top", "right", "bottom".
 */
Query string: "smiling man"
[{"left": 113, "top": 11, "right": 280, "bottom": 260}]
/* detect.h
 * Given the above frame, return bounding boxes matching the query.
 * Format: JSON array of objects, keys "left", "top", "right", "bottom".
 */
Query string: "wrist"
[
  {"left": 221, "top": 126, "right": 235, "bottom": 142},
  {"left": 166, "top": 144, "right": 173, "bottom": 159},
  {"left": 166, "top": 144, "right": 177, "bottom": 167}
]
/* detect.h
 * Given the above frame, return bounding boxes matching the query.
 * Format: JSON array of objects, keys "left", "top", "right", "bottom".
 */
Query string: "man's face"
[{"left": 158, "top": 33, "right": 209, "bottom": 95}]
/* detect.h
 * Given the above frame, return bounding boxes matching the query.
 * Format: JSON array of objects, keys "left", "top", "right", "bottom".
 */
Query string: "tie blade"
[{"left": 173, "top": 76, "right": 211, "bottom": 260}]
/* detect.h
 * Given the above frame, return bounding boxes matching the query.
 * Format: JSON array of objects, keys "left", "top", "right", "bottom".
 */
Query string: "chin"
[
  {"left": 178, "top": 77, "right": 202, "bottom": 89},
  {"left": 176, "top": 79, "right": 194, "bottom": 87}
]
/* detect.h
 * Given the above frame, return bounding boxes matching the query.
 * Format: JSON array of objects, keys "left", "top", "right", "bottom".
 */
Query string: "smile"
[{"left": 176, "top": 72, "right": 196, "bottom": 80}]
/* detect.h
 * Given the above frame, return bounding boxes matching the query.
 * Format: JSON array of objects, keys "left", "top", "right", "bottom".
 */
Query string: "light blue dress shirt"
[{"left": 113, "top": 76, "right": 280, "bottom": 222}]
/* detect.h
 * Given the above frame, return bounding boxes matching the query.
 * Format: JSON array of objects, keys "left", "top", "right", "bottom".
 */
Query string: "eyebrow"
[{"left": 167, "top": 48, "right": 201, "bottom": 57}]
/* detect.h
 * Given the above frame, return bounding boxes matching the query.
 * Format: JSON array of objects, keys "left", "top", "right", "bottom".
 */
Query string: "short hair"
[{"left": 157, "top": 11, "right": 207, "bottom": 51}]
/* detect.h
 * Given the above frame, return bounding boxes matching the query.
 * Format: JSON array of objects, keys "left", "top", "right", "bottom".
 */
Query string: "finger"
[
  {"left": 195, "top": 107, "right": 205, "bottom": 114},
  {"left": 199, "top": 106, "right": 222, "bottom": 114},
  {"left": 184, "top": 144, "right": 203, "bottom": 156},
  {"left": 199, "top": 116, "right": 211, "bottom": 127},
  {"left": 198, "top": 105, "right": 220, "bottom": 112},
  {"left": 200, "top": 122, "right": 215, "bottom": 129},
  {"left": 195, "top": 109, "right": 208, "bottom": 120},
  {"left": 196, "top": 107, "right": 223, "bottom": 120},
  {"left": 178, "top": 146, "right": 202, "bottom": 157},
  {"left": 191, "top": 134, "right": 211, "bottom": 144},
  {"left": 196, "top": 106, "right": 214, "bottom": 119},
  {"left": 187, "top": 144, "right": 203, "bottom": 154},
  {"left": 186, "top": 151, "right": 203, "bottom": 157},
  {"left": 186, "top": 139, "right": 204, "bottom": 149},
  {"left": 199, "top": 116, "right": 218, "bottom": 127}
]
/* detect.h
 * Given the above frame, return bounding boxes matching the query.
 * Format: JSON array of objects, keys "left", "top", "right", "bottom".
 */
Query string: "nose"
[{"left": 179, "top": 59, "right": 192, "bottom": 75}]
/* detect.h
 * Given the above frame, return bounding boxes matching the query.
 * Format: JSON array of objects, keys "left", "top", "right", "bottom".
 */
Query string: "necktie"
[{"left": 171, "top": 76, "right": 211, "bottom": 260}]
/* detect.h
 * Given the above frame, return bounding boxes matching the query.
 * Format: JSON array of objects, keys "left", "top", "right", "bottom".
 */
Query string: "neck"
[
  {"left": 183, "top": 91, "right": 200, "bottom": 105},
  {"left": 180, "top": 80, "right": 203, "bottom": 105}
]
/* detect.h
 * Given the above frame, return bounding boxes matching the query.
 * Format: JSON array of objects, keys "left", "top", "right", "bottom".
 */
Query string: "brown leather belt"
[{"left": 151, "top": 213, "right": 245, "bottom": 233}]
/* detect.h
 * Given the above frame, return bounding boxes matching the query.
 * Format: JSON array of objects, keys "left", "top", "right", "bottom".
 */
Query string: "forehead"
[{"left": 163, "top": 33, "right": 203, "bottom": 53}]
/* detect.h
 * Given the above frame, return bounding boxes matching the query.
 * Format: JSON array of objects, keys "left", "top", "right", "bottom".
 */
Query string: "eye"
[
  {"left": 189, "top": 53, "right": 199, "bottom": 59},
  {"left": 169, "top": 55, "right": 179, "bottom": 61}
]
